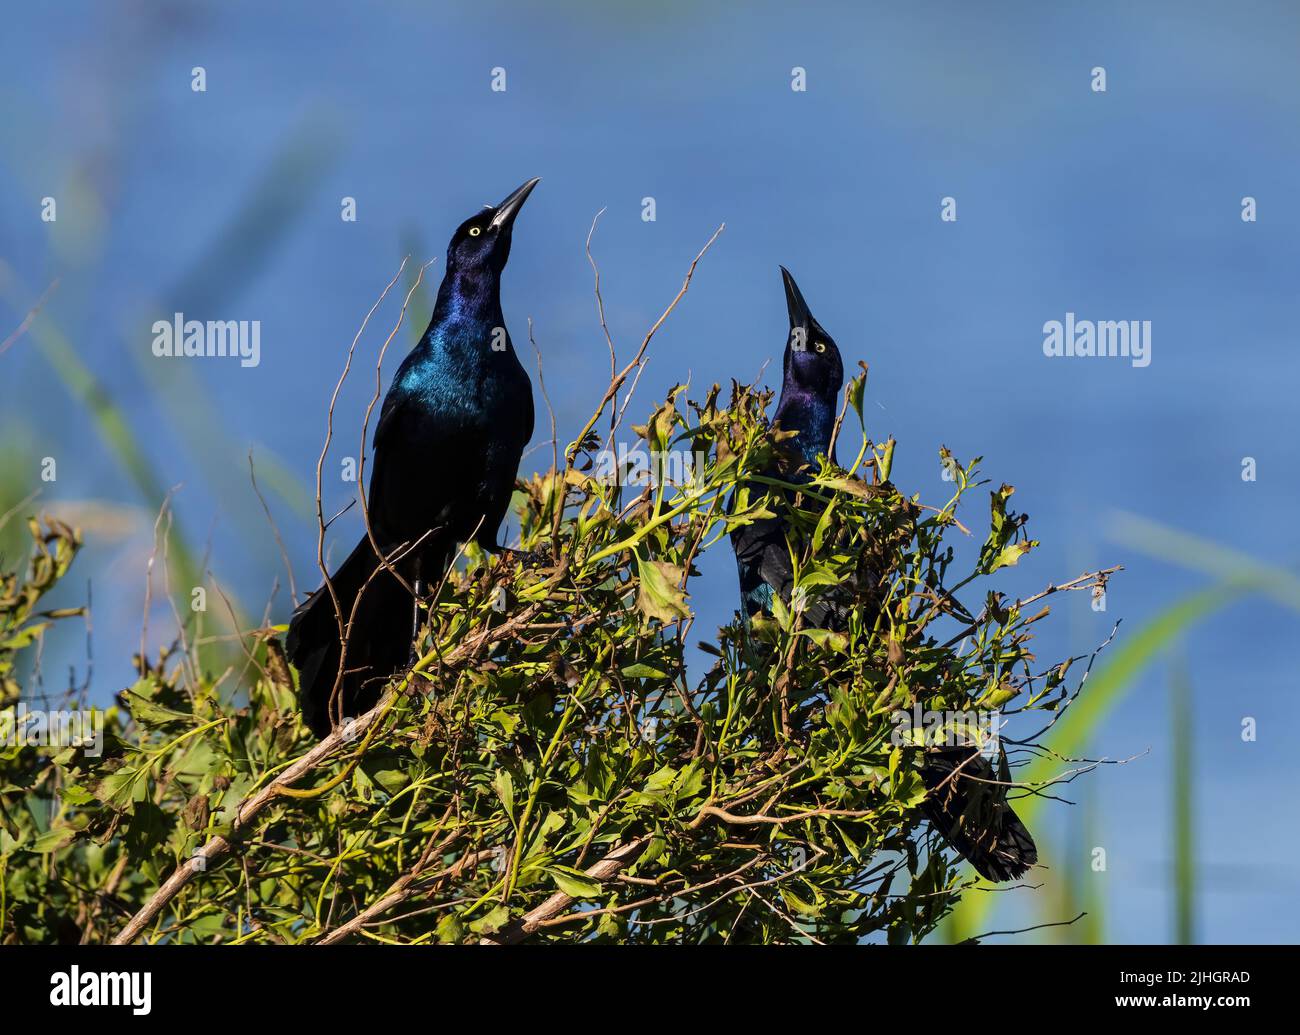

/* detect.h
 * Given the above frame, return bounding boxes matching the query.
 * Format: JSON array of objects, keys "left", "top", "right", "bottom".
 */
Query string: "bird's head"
[
  {"left": 446, "top": 177, "right": 540, "bottom": 274},
  {"left": 780, "top": 266, "right": 843, "bottom": 398}
]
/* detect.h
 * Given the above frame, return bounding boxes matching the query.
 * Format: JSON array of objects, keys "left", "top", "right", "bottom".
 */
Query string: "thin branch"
[
  {"left": 248, "top": 448, "right": 298, "bottom": 607},
  {"left": 0, "top": 278, "right": 59, "bottom": 357},
  {"left": 963, "top": 911, "right": 1087, "bottom": 943},
  {"left": 585, "top": 207, "right": 617, "bottom": 387},
  {"left": 139, "top": 486, "right": 181, "bottom": 668},
  {"left": 567, "top": 223, "right": 725, "bottom": 466},
  {"left": 528, "top": 317, "right": 558, "bottom": 476}
]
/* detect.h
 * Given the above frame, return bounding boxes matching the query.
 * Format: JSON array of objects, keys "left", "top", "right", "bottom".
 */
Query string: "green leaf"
[
  {"left": 798, "top": 628, "right": 849, "bottom": 650},
  {"left": 468, "top": 905, "right": 511, "bottom": 935},
  {"left": 436, "top": 913, "right": 465, "bottom": 944},
  {"left": 780, "top": 886, "right": 820, "bottom": 917},
  {"left": 96, "top": 767, "right": 140, "bottom": 810},
  {"left": 122, "top": 690, "right": 193, "bottom": 728},
  {"left": 812, "top": 499, "right": 838, "bottom": 553},
  {"left": 847, "top": 366, "right": 867, "bottom": 423},
  {"left": 820, "top": 476, "right": 873, "bottom": 500},
  {"left": 29, "top": 825, "right": 75, "bottom": 854},
  {"left": 988, "top": 539, "right": 1038, "bottom": 572},
  {"left": 549, "top": 866, "right": 603, "bottom": 899},
  {"left": 676, "top": 761, "right": 704, "bottom": 800},
  {"left": 60, "top": 784, "right": 95, "bottom": 807},
  {"left": 634, "top": 557, "right": 691, "bottom": 624},
  {"left": 493, "top": 770, "right": 516, "bottom": 819},
  {"left": 621, "top": 663, "right": 668, "bottom": 679}
]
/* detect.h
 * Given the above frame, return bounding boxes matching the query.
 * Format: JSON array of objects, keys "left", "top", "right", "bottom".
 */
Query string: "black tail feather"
[
  {"left": 920, "top": 745, "right": 1037, "bottom": 883},
  {"left": 286, "top": 537, "right": 415, "bottom": 738}
]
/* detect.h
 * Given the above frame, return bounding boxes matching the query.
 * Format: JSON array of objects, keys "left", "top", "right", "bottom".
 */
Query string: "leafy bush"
[{"left": 0, "top": 369, "right": 1113, "bottom": 945}]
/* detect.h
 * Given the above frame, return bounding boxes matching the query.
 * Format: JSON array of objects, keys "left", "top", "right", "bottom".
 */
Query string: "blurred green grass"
[{"left": 1, "top": 112, "right": 342, "bottom": 673}]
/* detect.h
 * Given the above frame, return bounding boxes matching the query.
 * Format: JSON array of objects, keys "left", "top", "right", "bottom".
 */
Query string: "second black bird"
[
  {"left": 288, "top": 178, "right": 539, "bottom": 738},
  {"left": 730, "top": 266, "right": 1037, "bottom": 882}
]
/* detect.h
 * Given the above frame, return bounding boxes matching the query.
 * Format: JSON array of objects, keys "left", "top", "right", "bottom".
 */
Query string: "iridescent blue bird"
[
  {"left": 730, "top": 266, "right": 1037, "bottom": 882},
  {"left": 731, "top": 267, "right": 845, "bottom": 630},
  {"left": 288, "top": 178, "right": 539, "bottom": 738}
]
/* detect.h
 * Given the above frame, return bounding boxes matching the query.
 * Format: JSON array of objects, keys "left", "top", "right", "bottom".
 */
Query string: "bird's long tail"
[
  {"left": 920, "top": 745, "right": 1037, "bottom": 882},
  {"left": 286, "top": 536, "right": 415, "bottom": 738}
]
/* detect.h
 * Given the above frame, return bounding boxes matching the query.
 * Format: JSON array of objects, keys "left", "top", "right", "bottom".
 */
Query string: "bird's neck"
[
  {"left": 774, "top": 387, "right": 837, "bottom": 464},
  {"left": 430, "top": 266, "right": 503, "bottom": 331}
]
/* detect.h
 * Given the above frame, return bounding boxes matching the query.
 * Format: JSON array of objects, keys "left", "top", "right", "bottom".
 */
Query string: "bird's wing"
[
  {"left": 366, "top": 389, "right": 469, "bottom": 546},
  {"left": 731, "top": 515, "right": 795, "bottom": 618},
  {"left": 372, "top": 379, "right": 410, "bottom": 454},
  {"left": 920, "top": 745, "right": 1037, "bottom": 882},
  {"left": 731, "top": 508, "right": 858, "bottom": 628}
]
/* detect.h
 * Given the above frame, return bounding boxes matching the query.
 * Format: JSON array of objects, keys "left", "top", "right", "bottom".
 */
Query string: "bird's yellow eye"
[
  {"left": 815, "top": 342, "right": 826, "bottom": 353},
  {"left": 468, "top": 226, "right": 482, "bottom": 237}
]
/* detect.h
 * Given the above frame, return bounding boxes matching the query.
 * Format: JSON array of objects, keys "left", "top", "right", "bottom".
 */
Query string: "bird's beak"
[
  {"left": 780, "top": 265, "right": 813, "bottom": 329},
  {"left": 490, "top": 177, "right": 541, "bottom": 230}
]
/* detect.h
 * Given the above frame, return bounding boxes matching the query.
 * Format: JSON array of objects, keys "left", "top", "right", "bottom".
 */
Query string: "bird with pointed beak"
[
  {"left": 730, "top": 266, "right": 1037, "bottom": 882},
  {"left": 288, "top": 178, "right": 539, "bottom": 738}
]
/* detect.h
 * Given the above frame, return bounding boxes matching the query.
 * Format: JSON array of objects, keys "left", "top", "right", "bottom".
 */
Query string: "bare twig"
[
  {"left": 139, "top": 486, "right": 181, "bottom": 668},
  {"left": 567, "top": 223, "right": 725, "bottom": 466},
  {"left": 528, "top": 317, "right": 558, "bottom": 476},
  {"left": 0, "top": 278, "right": 59, "bottom": 356},
  {"left": 248, "top": 448, "right": 298, "bottom": 607}
]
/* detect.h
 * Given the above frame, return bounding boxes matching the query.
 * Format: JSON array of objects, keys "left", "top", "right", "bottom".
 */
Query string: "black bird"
[
  {"left": 288, "top": 178, "right": 539, "bottom": 738},
  {"left": 729, "top": 266, "right": 1037, "bottom": 882},
  {"left": 731, "top": 268, "right": 845, "bottom": 631}
]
